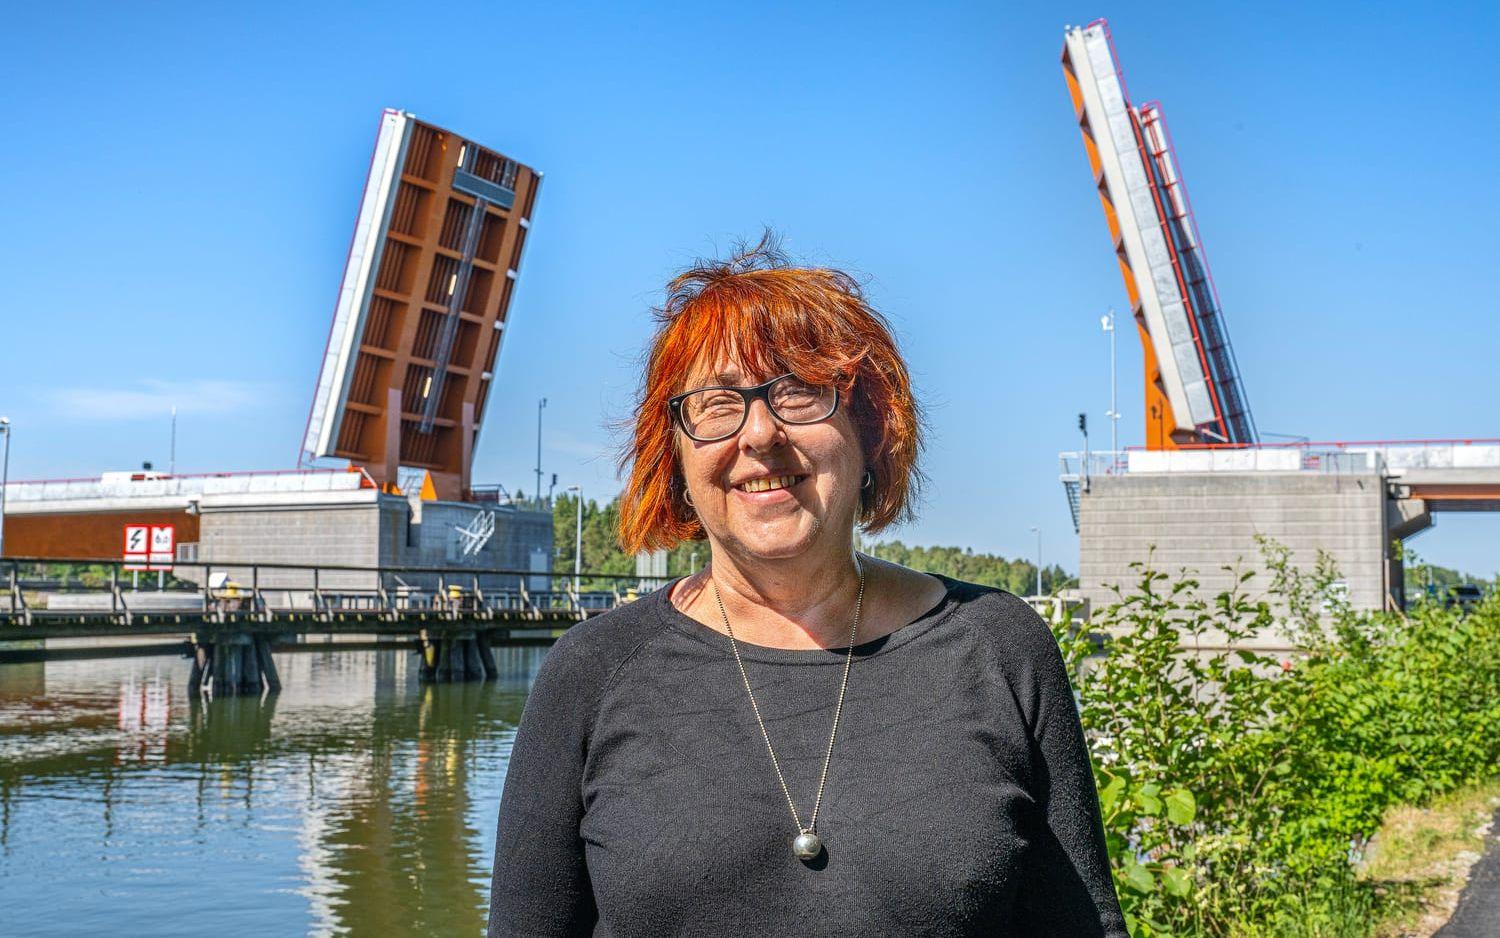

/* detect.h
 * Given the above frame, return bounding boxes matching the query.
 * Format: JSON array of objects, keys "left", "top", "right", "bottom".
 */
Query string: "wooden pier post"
[
  {"left": 462, "top": 637, "right": 482, "bottom": 681},
  {"left": 476, "top": 632, "right": 499, "bottom": 680},
  {"left": 188, "top": 643, "right": 207, "bottom": 695},
  {"left": 419, "top": 638, "right": 437, "bottom": 683},
  {"left": 193, "top": 634, "right": 276, "bottom": 697},
  {"left": 237, "top": 639, "right": 261, "bottom": 695},
  {"left": 254, "top": 637, "right": 282, "bottom": 692},
  {"left": 450, "top": 636, "right": 474, "bottom": 681},
  {"left": 219, "top": 638, "right": 241, "bottom": 695},
  {"left": 414, "top": 633, "right": 496, "bottom": 683}
]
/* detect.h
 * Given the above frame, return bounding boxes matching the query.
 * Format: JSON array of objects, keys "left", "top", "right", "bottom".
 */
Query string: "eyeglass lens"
[{"left": 679, "top": 377, "right": 836, "bottom": 441}]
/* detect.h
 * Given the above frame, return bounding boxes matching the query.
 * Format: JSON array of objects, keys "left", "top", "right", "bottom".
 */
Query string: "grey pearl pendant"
[{"left": 792, "top": 830, "right": 822, "bottom": 860}]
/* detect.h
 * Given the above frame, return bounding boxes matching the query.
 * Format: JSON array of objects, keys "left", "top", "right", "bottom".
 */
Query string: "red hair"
[{"left": 618, "top": 237, "right": 924, "bottom": 553}]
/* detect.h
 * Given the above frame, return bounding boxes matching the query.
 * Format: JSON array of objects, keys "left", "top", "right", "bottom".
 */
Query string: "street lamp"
[
  {"left": 0, "top": 417, "right": 10, "bottom": 560},
  {"left": 535, "top": 398, "right": 547, "bottom": 506},
  {"left": 1101, "top": 309, "right": 1119, "bottom": 465},
  {"left": 1029, "top": 525, "right": 1042, "bottom": 597},
  {"left": 566, "top": 484, "right": 582, "bottom": 599}
]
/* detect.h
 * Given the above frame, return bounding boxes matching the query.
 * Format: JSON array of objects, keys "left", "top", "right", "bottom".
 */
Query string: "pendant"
[{"left": 792, "top": 830, "right": 822, "bottom": 860}]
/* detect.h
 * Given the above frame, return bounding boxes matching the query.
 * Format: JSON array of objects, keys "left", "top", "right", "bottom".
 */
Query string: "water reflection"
[{"left": 0, "top": 646, "right": 546, "bottom": 937}]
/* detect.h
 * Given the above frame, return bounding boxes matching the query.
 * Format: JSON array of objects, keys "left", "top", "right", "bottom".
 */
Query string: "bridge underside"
[{"left": 1404, "top": 478, "right": 1500, "bottom": 513}]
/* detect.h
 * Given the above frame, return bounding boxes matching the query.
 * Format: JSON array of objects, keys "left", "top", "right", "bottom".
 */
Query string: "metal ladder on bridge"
[{"left": 1061, "top": 476, "right": 1082, "bottom": 534}]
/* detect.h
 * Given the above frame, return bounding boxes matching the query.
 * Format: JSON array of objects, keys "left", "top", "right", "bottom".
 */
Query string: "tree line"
[{"left": 547, "top": 492, "right": 1075, "bottom": 595}]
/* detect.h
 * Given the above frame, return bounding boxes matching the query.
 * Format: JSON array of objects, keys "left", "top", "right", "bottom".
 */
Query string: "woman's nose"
[{"left": 738, "top": 399, "right": 786, "bottom": 452}]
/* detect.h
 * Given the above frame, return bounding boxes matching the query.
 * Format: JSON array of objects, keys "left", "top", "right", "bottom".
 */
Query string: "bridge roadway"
[{"left": 1, "top": 557, "right": 642, "bottom": 694}]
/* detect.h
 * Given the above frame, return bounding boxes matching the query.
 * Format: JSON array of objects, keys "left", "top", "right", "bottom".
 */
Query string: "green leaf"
[
  {"left": 1124, "top": 859, "right": 1156, "bottom": 894},
  {"left": 1160, "top": 864, "right": 1192, "bottom": 897},
  {"left": 1100, "top": 773, "right": 1126, "bottom": 814},
  {"left": 1135, "top": 788, "right": 1163, "bottom": 817},
  {"left": 1165, "top": 788, "right": 1197, "bottom": 825}
]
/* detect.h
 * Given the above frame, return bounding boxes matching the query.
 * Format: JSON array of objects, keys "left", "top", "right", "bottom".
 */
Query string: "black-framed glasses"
[{"left": 668, "top": 373, "right": 840, "bottom": 443}]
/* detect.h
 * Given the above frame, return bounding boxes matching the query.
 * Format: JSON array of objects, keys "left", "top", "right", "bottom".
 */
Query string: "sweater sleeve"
[
  {"left": 1002, "top": 596, "right": 1129, "bottom": 937},
  {"left": 488, "top": 631, "right": 599, "bottom": 937}
]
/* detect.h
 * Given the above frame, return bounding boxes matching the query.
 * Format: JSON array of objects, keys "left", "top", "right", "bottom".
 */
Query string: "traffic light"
[{"left": 1078, "top": 413, "right": 1088, "bottom": 435}]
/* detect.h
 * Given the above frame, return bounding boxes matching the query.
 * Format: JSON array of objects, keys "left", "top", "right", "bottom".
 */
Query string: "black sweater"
[{"left": 488, "top": 576, "right": 1127, "bottom": 936}]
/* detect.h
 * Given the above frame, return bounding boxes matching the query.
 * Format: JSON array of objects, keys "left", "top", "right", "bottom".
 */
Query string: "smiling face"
[
  {"left": 617, "top": 245, "right": 924, "bottom": 560},
  {"left": 674, "top": 357, "right": 866, "bottom": 564}
]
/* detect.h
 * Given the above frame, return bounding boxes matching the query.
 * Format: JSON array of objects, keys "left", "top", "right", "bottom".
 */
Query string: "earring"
[
  {"left": 861, "top": 470, "right": 874, "bottom": 490},
  {"left": 682, "top": 488, "right": 695, "bottom": 508}
]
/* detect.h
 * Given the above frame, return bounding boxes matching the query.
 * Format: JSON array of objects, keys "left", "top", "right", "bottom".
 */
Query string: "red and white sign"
[
  {"left": 123, "top": 525, "right": 150, "bottom": 570},
  {"left": 150, "top": 525, "right": 175, "bottom": 569},
  {"left": 123, "top": 523, "right": 174, "bottom": 571}
]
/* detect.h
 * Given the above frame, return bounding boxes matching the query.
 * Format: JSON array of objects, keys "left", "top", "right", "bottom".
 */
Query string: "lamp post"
[
  {"left": 1029, "top": 525, "right": 1042, "bottom": 597},
  {"left": 535, "top": 398, "right": 547, "bottom": 506},
  {"left": 566, "top": 484, "right": 582, "bottom": 599},
  {"left": 1101, "top": 309, "right": 1118, "bottom": 464},
  {"left": 0, "top": 417, "right": 10, "bottom": 560}
]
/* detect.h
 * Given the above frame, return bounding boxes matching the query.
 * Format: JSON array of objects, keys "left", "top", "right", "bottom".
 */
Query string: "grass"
[
  {"left": 1237, "top": 778, "right": 1500, "bottom": 937},
  {"left": 1358, "top": 776, "right": 1500, "bottom": 937}
]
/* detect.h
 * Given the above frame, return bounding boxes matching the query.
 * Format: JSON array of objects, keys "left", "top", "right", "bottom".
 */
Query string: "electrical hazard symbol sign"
[{"left": 123, "top": 524, "right": 174, "bottom": 571}]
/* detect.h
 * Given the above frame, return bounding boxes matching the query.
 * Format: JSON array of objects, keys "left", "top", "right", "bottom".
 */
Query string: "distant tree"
[
  {"left": 1403, "top": 555, "right": 1491, "bottom": 603},
  {"left": 863, "top": 540, "right": 1075, "bottom": 596},
  {"left": 553, "top": 494, "right": 1076, "bottom": 595},
  {"left": 551, "top": 493, "right": 634, "bottom": 590}
]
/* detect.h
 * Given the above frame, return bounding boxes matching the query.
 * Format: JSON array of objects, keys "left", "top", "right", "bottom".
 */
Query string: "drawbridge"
[{"left": 1058, "top": 21, "right": 1496, "bottom": 610}]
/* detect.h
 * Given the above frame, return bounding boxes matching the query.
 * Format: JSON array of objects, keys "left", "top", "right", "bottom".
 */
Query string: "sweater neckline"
[{"left": 654, "top": 573, "right": 964, "bottom": 665}]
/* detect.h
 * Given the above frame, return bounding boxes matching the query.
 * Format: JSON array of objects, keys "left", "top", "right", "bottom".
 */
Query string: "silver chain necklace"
[{"left": 711, "top": 557, "right": 865, "bottom": 861}]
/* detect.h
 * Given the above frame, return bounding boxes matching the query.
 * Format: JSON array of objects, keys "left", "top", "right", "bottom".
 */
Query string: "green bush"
[{"left": 1053, "top": 542, "right": 1500, "bottom": 937}]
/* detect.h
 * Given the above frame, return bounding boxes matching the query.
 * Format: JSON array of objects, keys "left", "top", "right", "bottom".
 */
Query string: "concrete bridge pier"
[
  {"left": 418, "top": 631, "right": 496, "bottom": 683},
  {"left": 189, "top": 633, "right": 281, "bottom": 697}
]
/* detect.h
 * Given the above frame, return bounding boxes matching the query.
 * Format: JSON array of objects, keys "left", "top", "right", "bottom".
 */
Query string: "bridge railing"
[
  {"left": 0, "top": 556, "right": 658, "bottom": 629},
  {"left": 1060, "top": 440, "right": 1500, "bottom": 478},
  {"left": 0, "top": 467, "right": 378, "bottom": 504}
]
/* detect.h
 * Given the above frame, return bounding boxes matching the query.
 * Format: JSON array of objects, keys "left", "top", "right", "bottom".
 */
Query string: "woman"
[{"left": 488, "top": 240, "right": 1126, "bottom": 936}]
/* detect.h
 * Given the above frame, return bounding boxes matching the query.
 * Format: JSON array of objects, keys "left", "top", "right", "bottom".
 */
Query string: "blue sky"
[{"left": 2, "top": 1, "right": 1497, "bottom": 575}]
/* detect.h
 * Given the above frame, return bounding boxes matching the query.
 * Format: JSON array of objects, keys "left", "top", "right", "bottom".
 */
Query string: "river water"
[{"left": 0, "top": 646, "right": 548, "bottom": 937}]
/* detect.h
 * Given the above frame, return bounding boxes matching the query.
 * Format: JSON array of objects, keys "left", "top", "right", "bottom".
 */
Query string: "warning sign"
[
  {"left": 123, "top": 523, "right": 174, "bottom": 571},
  {"left": 150, "top": 525, "right": 175, "bottom": 569},
  {"left": 123, "top": 525, "right": 150, "bottom": 570}
]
